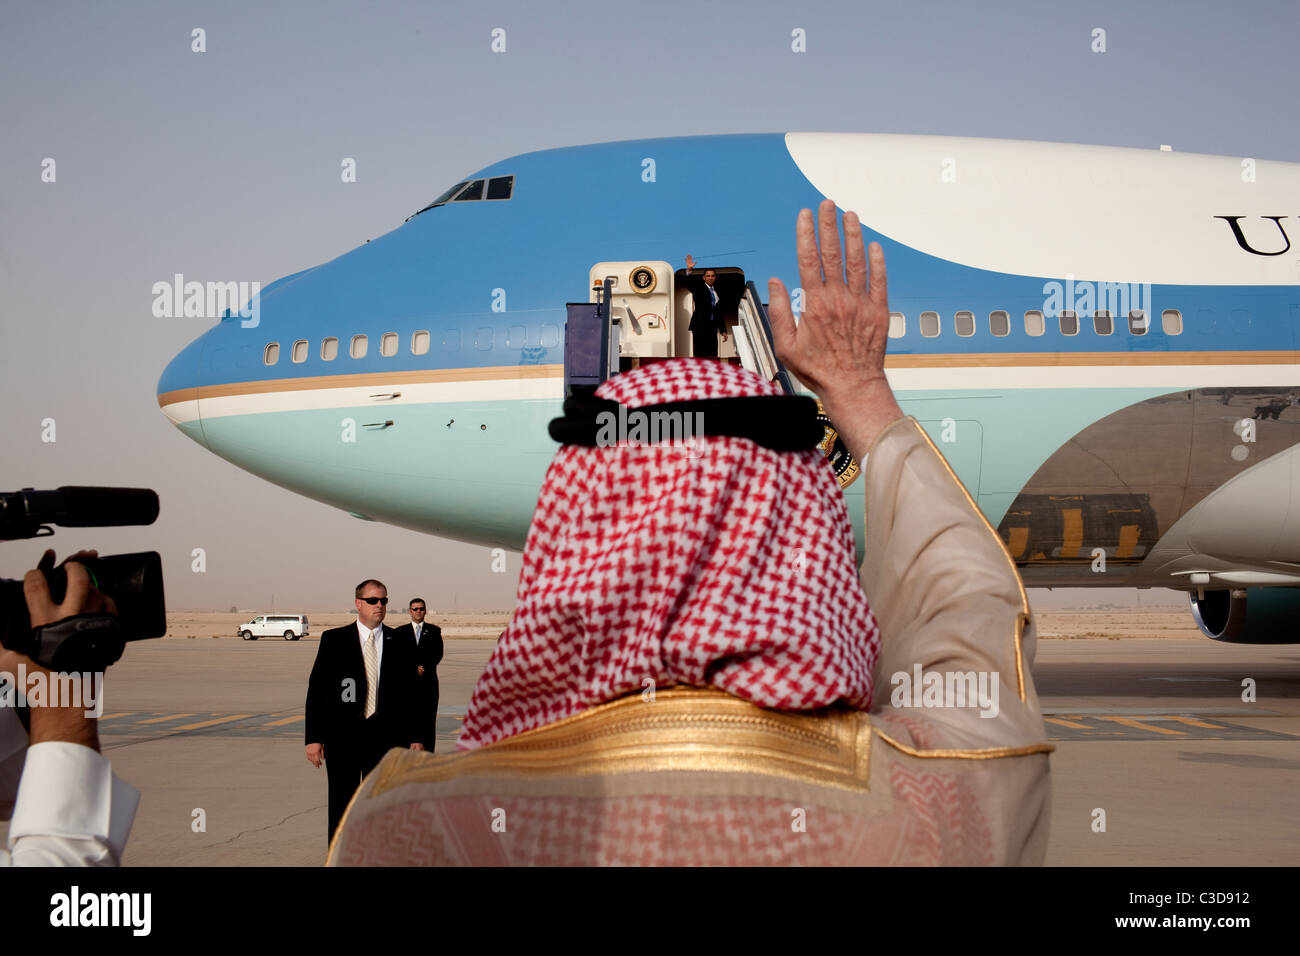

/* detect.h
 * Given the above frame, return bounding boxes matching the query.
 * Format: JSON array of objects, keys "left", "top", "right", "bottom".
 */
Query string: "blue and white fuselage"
[{"left": 158, "top": 133, "right": 1300, "bottom": 641}]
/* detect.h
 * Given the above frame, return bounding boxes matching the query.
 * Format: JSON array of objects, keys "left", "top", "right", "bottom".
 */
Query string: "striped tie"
[{"left": 363, "top": 630, "right": 379, "bottom": 718}]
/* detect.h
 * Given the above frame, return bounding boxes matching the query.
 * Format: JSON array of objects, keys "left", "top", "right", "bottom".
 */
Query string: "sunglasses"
[
  {"left": 410, "top": 607, "right": 426, "bottom": 612},
  {"left": 359, "top": 596, "right": 389, "bottom": 605}
]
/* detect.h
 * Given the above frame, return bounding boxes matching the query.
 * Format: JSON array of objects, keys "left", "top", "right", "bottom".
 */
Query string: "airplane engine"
[{"left": 1188, "top": 587, "right": 1300, "bottom": 643}]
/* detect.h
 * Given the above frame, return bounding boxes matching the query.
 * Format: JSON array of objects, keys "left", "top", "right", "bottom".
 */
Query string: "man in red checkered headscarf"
[
  {"left": 458, "top": 358, "right": 880, "bottom": 750},
  {"left": 330, "top": 201, "right": 1052, "bottom": 867}
]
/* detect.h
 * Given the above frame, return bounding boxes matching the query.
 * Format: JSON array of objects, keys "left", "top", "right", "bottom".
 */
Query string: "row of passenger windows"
[
  {"left": 261, "top": 325, "right": 561, "bottom": 365},
  {"left": 263, "top": 331, "right": 431, "bottom": 366},
  {"left": 888, "top": 308, "right": 1185, "bottom": 338},
  {"left": 260, "top": 309, "right": 1189, "bottom": 365}
]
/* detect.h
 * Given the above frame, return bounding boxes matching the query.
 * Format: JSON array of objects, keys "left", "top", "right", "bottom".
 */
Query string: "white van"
[{"left": 238, "top": 614, "right": 309, "bottom": 641}]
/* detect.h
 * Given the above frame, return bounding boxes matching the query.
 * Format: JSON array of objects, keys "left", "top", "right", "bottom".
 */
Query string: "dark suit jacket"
[
  {"left": 390, "top": 622, "right": 442, "bottom": 749},
  {"left": 680, "top": 272, "right": 728, "bottom": 336},
  {"left": 305, "top": 622, "right": 420, "bottom": 753}
]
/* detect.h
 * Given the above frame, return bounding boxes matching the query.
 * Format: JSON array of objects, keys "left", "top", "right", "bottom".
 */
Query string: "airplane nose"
[{"left": 157, "top": 332, "right": 208, "bottom": 442}]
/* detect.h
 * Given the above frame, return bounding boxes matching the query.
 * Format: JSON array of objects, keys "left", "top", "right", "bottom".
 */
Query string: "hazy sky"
[{"left": 2, "top": 0, "right": 1296, "bottom": 611}]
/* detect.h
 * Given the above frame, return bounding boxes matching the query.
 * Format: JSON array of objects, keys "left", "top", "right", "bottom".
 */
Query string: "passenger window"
[
  {"left": 487, "top": 176, "right": 514, "bottom": 200},
  {"left": 989, "top": 310, "right": 1010, "bottom": 336},
  {"left": 1024, "top": 310, "right": 1045, "bottom": 336},
  {"left": 380, "top": 332, "right": 398, "bottom": 357},
  {"left": 442, "top": 329, "right": 461, "bottom": 352},
  {"left": 350, "top": 334, "right": 368, "bottom": 359},
  {"left": 291, "top": 339, "right": 309, "bottom": 363},
  {"left": 1128, "top": 310, "right": 1148, "bottom": 335},
  {"left": 888, "top": 312, "right": 905, "bottom": 338},
  {"left": 1162, "top": 309, "right": 1183, "bottom": 335},
  {"left": 412, "top": 330, "right": 430, "bottom": 355},
  {"left": 321, "top": 337, "right": 338, "bottom": 361},
  {"left": 1059, "top": 310, "right": 1079, "bottom": 335},
  {"left": 454, "top": 179, "right": 485, "bottom": 201},
  {"left": 920, "top": 311, "right": 940, "bottom": 337},
  {"left": 474, "top": 327, "right": 493, "bottom": 350},
  {"left": 1093, "top": 310, "right": 1113, "bottom": 335},
  {"left": 263, "top": 343, "right": 280, "bottom": 365},
  {"left": 955, "top": 311, "right": 975, "bottom": 337}
]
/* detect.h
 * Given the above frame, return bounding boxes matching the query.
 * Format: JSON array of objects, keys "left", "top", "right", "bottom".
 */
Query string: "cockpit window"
[
  {"left": 454, "top": 179, "right": 485, "bottom": 201},
  {"left": 408, "top": 174, "right": 513, "bottom": 220},
  {"left": 408, "top": 181, "right": 469, "bottom": 219}
]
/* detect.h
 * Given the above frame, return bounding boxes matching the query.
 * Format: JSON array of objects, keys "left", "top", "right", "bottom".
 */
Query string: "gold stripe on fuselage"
[
  {"left": 156, "top": 350, "right": 1300, "bottom": 409},
  {"left": 156, "top": 363, "right": 566, "bottom": 407}
]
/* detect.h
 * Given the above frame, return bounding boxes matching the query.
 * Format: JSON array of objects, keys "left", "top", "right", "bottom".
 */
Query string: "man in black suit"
[
  {"left": 389, "top": 598, "right": 442, "bottom": 752},
  {"left": 681, "top": 254, "right": 729, "bottom": 358},
  {"left": 305, "top": 579, "right": 423, "bottom": 843}
]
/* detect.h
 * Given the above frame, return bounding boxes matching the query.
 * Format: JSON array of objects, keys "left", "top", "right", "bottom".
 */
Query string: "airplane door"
[{"left": 588, "top": 262, "right": 673, "bottom": 362}]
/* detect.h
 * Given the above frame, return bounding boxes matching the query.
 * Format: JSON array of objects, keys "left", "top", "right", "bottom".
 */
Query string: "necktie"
[
  {"left": 414, "top": 624, "right": 421, "bottom": 645},
  {"left": 363, "top": 630, "right": 379, "bottom": 718},
  {"left": 709, "top": 286, "right": 717, "bottom": 307}
]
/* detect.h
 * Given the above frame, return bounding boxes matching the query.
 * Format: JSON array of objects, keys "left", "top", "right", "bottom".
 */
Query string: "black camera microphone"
[
  {"left": 1, "top": 487, "right": 165, "bottom": 671},
  {"left": 0, "top": 487, "right": 159, "bottom": 539}
]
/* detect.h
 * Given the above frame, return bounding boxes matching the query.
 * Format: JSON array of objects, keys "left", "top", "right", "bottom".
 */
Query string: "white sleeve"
[{"left": 1, "top": 742, "right": 139, "bottom": 867}]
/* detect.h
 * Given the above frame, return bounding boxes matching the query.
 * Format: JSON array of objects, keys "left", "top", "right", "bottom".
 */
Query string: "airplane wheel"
[{"left": 242, "top": 630, "right": 255, "bottom": 641}]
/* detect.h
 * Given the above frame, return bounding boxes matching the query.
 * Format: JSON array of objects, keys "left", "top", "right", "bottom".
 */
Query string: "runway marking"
[
  {"left": 98, "top": 713, "right": 133, "bottom": 720},
  {"left": 138, "top": 713, "right": 198, "bottom": 724},
  {"left": 1041, "top": 713, "right": 1298, "bottom": 741},
  {"left": 1097, "top": 717, "right": 1187, "bottom": 735},
  {"left": 1045, "top": 717, "right": 1091, "bottom": 730},
  {"left": 173, "top": 714, "right": 256, "bottom": 731},
  {"left": 265, "top": 715, "right": 305, "bottom": 727},
  {"left": 1161, "top": 715, "right": 1226, "bottom": 729}
]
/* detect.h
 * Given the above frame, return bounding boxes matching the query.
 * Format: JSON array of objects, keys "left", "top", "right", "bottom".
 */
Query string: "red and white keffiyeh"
[{"left": 458, "top": 360, "right": 880, "bottom": 750}]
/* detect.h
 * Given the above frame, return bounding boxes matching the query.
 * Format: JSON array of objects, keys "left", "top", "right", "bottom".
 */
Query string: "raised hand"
[{"left": 768, "top": 199, "right": 903, "bottom": 459}]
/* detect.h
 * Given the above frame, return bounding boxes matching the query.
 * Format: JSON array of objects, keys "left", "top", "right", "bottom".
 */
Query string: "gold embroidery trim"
[
  {"left": 903, "top": 418, "right": 1032, "bottom": 703},
  {"left": 874, "top": 728, "right": 1054, "bottom": 760},
  {"left": 366, "top": 687, "right": 873, "bottom": 796}
]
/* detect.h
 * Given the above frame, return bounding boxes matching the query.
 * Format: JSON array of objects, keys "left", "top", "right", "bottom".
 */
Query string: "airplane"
[{"left": 157, "top": 132, "right": 1300, "bottom": 643}]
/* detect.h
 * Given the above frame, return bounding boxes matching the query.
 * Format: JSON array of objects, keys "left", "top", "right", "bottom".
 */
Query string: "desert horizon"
[{"left": 157, "top": 606, "right": 1204, "bottom": 641}]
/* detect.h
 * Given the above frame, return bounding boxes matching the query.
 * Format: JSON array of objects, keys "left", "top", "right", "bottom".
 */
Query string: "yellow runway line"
[
  {"left": 1159, "top": 715, "right": 1226, "bottom": 729},
  {"left": 98, "top": 713, "right": 133, "bottom": 720},
  {"left": 265, "top": 715, "right": 304, "bottom": 727},
  {"left": 174, "top": 714, "right": 255, "bottom": 731},
  {"left": 1099, "top": 716, "right": 1186, "bottom": 735},
  {"left": 139, "top": 713, "right": 197, "bottom": 724},
  {"left": 1045, "top": 716, "right": 1092, "bottom": 730}
]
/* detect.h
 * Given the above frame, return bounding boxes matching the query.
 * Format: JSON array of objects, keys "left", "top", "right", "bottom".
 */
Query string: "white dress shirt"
[{"left": 0, "top": 709, "right": 138, "bottom": 866}]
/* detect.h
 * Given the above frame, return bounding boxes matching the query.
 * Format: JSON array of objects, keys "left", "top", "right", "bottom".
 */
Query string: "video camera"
[{"left": 0, "top": 487, "right": 166, "bottom": 671}]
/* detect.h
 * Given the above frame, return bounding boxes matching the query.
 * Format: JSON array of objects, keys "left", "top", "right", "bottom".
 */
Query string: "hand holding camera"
[{"left": 2, "top": 550, "right": 117, "bottom": 750}]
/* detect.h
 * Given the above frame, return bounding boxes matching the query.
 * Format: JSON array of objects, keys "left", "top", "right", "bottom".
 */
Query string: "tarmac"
[{"left": 17, "top": 634, "right": 1300, "bottom": 866}]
